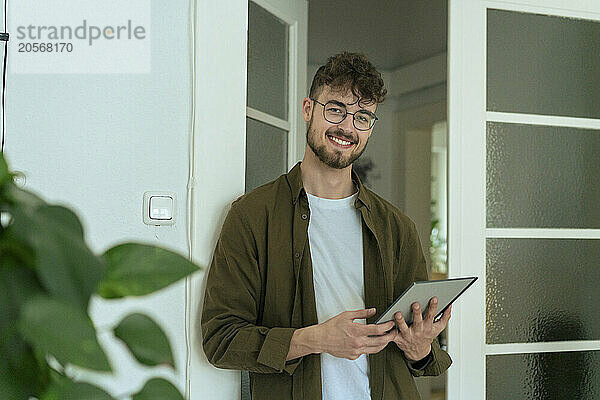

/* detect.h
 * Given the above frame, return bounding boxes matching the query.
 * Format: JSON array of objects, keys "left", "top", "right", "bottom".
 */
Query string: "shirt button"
[
  {"left": 295, "top": 252, "right": 300, "bottom": 258},
  {"left": 301, "top": 213, "right": 308, "bottom": 220}
]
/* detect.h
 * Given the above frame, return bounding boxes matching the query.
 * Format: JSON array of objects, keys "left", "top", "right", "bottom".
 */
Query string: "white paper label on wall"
[{"left": 8, "top": 0, "right": 151, "bottom": 74}]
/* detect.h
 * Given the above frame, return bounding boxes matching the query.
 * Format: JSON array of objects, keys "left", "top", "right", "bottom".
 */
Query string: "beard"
[{"left": 306, "top": 118, "right": 368, "bottom": 169}]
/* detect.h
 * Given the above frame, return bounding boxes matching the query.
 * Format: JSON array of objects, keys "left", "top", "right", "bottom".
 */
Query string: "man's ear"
[{"left": 302, "top": 97, "right": 313, "bottom": 122}]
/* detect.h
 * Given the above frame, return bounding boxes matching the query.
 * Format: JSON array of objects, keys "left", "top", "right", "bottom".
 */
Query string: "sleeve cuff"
[
  {"left": 283, "top": 357, "right": 303, "bottom": 375},
  {"left": 256, "top": 327, "right": 300, "bottom": 375},
  {"left": 404, "top": 338, "right": 452, "bottom": 377},
  {"left": 405, "top": 348, "right": 432, "bottom": 377},
  {"left": 409, "top": 350, "right": 433, "bottom": 370}
]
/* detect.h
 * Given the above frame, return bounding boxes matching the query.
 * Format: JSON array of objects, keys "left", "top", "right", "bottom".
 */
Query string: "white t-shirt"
[{"left": 306, "top": 189, "right": 371, "bottom": 400}]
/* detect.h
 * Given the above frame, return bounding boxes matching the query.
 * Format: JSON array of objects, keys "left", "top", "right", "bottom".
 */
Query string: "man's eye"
[
  {"left": 327, "top": 107, "right": 343, "bottom": 114},
  {"left": 356, "top": 115, "right": 368, "bottom": 123}
]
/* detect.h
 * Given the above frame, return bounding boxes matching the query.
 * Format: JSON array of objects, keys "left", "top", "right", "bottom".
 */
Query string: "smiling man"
[
  {"left": 305, "top": 90, "right": 376, "bottom": 170},
  {"left": 202, "top": 52, "right": 452, "bottom": 400}
]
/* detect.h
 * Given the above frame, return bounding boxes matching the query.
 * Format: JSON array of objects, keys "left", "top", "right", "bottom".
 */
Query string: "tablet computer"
[{"left": 375, "top": 277, "right": 477, "bottom": 325}]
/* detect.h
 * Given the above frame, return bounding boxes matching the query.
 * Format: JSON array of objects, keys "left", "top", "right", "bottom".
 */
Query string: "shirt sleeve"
[
  {"left": 201, "top": 203, "right": 301, "bottom": 375},
  {"left": 397, "top": 219, "right": 453, "bottom": 377},
  {"left": 409, "top": 349, "right": 433, "bottom": 370},
  {"left": 404, "top": 337, "right": 450, "bottom": 377}
]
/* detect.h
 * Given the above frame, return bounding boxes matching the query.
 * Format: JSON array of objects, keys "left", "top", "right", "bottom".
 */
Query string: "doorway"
[
  {"left": 307, "top": 2, "right": 450, "bottom": 399},
  {"left": 246, "top": 1, "right": 450, "bottom": 398}
]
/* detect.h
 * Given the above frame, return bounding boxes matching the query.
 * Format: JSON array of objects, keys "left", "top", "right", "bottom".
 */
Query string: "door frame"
[{"left": 188, "top": 1, "right": 307, "bottom": 398}]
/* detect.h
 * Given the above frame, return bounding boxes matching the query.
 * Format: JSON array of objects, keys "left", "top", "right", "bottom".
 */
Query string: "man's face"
[{"left": 303, "top": 86, "right": 377, "bottom": 170}]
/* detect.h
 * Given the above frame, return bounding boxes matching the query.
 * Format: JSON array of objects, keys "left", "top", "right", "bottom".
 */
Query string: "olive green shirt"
[{"left": 202, "top": 161, "right": 452, "bottom": 400}]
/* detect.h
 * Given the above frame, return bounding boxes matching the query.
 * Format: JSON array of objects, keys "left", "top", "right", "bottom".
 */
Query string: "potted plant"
[{"left": 0, "top": 153, "right": 200, "bottom": 399}]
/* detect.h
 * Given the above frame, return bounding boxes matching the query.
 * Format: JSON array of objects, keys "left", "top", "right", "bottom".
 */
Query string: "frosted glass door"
[
  {"left": 448, "top": 2, "right": 600, "bottom": 399},
  {"left": 484, "top": 10, "right": 600, "bottom": 399},
  {"left": 245, "top": 0, "right": 307, "bottom": 193}
]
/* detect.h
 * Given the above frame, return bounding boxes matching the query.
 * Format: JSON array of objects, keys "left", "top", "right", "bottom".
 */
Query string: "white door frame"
[
  {"left": 189, "top": 1, "right": 249, "bottom": 399},
  {"left": 188, "top": 1, "right": 307, "bottom": 399},
  {"left": 448, "top": 1, "right": 600, "bottom": 398}
]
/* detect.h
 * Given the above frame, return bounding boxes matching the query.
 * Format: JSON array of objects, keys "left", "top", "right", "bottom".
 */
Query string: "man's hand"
[
  {"left": 317, "top": 308, "right": 396, "bottom": 360},
  {"left": 287, "top": 308, "right": 396, "bottom": 361},
  {"left": 392, "top": 297, "right": 452, "bottom": 361}
]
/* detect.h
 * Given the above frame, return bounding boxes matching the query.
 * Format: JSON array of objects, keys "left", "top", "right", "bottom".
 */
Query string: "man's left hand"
[{"left": 392, "top": 297, "right": 452, "bottom": 361}]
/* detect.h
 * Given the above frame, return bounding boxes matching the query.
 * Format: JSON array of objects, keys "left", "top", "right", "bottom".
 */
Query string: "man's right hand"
[
  {"left": 287, "top": 308, "right": 396, "bottom": 361},
  {"left": 317, "top": 308, "right": 396, "bottom": 360}
]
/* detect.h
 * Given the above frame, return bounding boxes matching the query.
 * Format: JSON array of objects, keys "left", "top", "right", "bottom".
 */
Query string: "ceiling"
[{"left": 308, "top": 0, "right": 448, "bottom": 70}]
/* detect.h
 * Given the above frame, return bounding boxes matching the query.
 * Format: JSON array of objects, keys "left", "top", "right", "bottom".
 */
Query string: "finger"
[
  {"left": 439, "top": 304, "right": 452, "bottom": 325},
  {"left": 361, "top": 331, "right": 397, "bottom": 353},
  {"left": 364, "top": 330, "right": 396, "bottom": 348},
  {"left": 394, "top": 312, "right": 410, "bottom": 336},
  {"left": 425, "top": 297, "right": 438, "bottom": 322},
  {"left": 363, "top": 320, "right": 395, "bottom": 336},
  {"left": 433, "top": 306, "right": 452, "bottom": 335},
  {"left": 363, "top": 343, "right": 393, "bottom": 355},
  {"left": 345, "top": 308, "right": 376, "bottom": 321},
  {"left": 412, "top": 302, "right": 423, "bottom": 326},
  {"left": 361, "top": 341, "right": 389, "bottom": 355}
]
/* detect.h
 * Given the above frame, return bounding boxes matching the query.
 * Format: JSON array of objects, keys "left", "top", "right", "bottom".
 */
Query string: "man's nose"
[{"left": 339, "top": 113, "right": 355, "bottom": 132}]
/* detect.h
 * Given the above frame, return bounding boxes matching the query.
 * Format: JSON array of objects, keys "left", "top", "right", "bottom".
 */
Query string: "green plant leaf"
[
  {"left": 0, "top": 352, "right": 47, "bottom": 400},
  {"left": 63, "top": 381, "right": 114, "bottom": 400},
  {"left": 114, "top": 313, "right": 175, "bottom": 368},
  {"left": 8, "top": 198, "right": 105, "bottom": 310},
  {"left": 0, "top": 335, "right": 49, "bottom": 397},
  {"left": 132, "top": 378, "right": 183, "bottom": 400},
  {"left": 38, "top": 204, "right": 85, "bottom": 238},
  {"left": 0, "top": 262, "right": 49, "bottom": 398},
  {"left": 40, "top": 378, "right": 114, "bottom": 400},
  {"left": 3, "top": 182, "right": 44, "bottom": 212},
  {"left": 0, "top": 365, "right": 28, "bottom": 400},
  {"left": 0, "top": 152, "right": 11, "bottom": 186},
  {"left": 0, "top": 260, "right": 45, "bottom": 343},
  {"left": 98, "top": 243, "right": 199, "bottom": 298},
  {"left": 18, "top": 295, "right": 111, "bottom": 372},
  {"left": 0, "top": 228, "right": 36, "bottom": 268}
]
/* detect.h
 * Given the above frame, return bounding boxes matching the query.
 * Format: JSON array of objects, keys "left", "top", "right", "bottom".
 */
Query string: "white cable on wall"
[
  {"left": 184, "top": 0, "right": 198, "bottom": 397},
  {"left": 1, "top": 0, "right": 9, "bottom": 152}
]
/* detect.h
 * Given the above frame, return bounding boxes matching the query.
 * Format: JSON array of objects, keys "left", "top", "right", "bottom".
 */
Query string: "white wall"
[
  {"left": 404, "top": 127, "right": 432, "bottom": 263},
  {"left": 6, "top": 0, "right": 192, "bottom": 397},
  {"left": 360, "top": 94, "right": 399, "bottom": 204}
]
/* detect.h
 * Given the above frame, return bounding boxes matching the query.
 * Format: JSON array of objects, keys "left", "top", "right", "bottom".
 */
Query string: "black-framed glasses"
[{"left": 310, "top": 98, "right": 378, "bottom": 131}]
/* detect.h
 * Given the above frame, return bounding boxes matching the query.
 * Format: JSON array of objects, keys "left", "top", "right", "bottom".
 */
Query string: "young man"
[{"left": 202, "top": 52, "right": 452, "bottom": 400}]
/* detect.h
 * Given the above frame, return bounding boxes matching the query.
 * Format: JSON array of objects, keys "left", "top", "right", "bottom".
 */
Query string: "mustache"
[{"left": 325, "top": 127, "right": 356, "bottom": 143}]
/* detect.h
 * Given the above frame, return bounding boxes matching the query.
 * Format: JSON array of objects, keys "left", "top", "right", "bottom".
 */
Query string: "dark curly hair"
[{"left": 309, "top": 52, "right": 387, "bottom": 104}]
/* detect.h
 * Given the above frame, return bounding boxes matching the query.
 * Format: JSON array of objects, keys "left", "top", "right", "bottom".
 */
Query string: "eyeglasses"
[{"left": 310, "top": 98, "right": 378, "bottom": 131}]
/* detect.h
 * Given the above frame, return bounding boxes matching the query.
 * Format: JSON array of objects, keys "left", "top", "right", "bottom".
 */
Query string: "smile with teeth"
[{"left": 327, "top": 135, "right": 354, "bottom": 147}]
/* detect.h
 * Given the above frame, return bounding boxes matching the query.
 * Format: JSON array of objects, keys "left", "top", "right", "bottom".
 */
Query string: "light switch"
[
  {"left": 150, "top": 196, "right": 173, "bottom": 220},
  {"left": 143, "top": 191, "right": 176, "bottom": 226}
]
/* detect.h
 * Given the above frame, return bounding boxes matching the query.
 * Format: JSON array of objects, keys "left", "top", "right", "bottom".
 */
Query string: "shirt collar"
[{"left": 287, "top": 161, "right": 372, "bottom": 212}]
